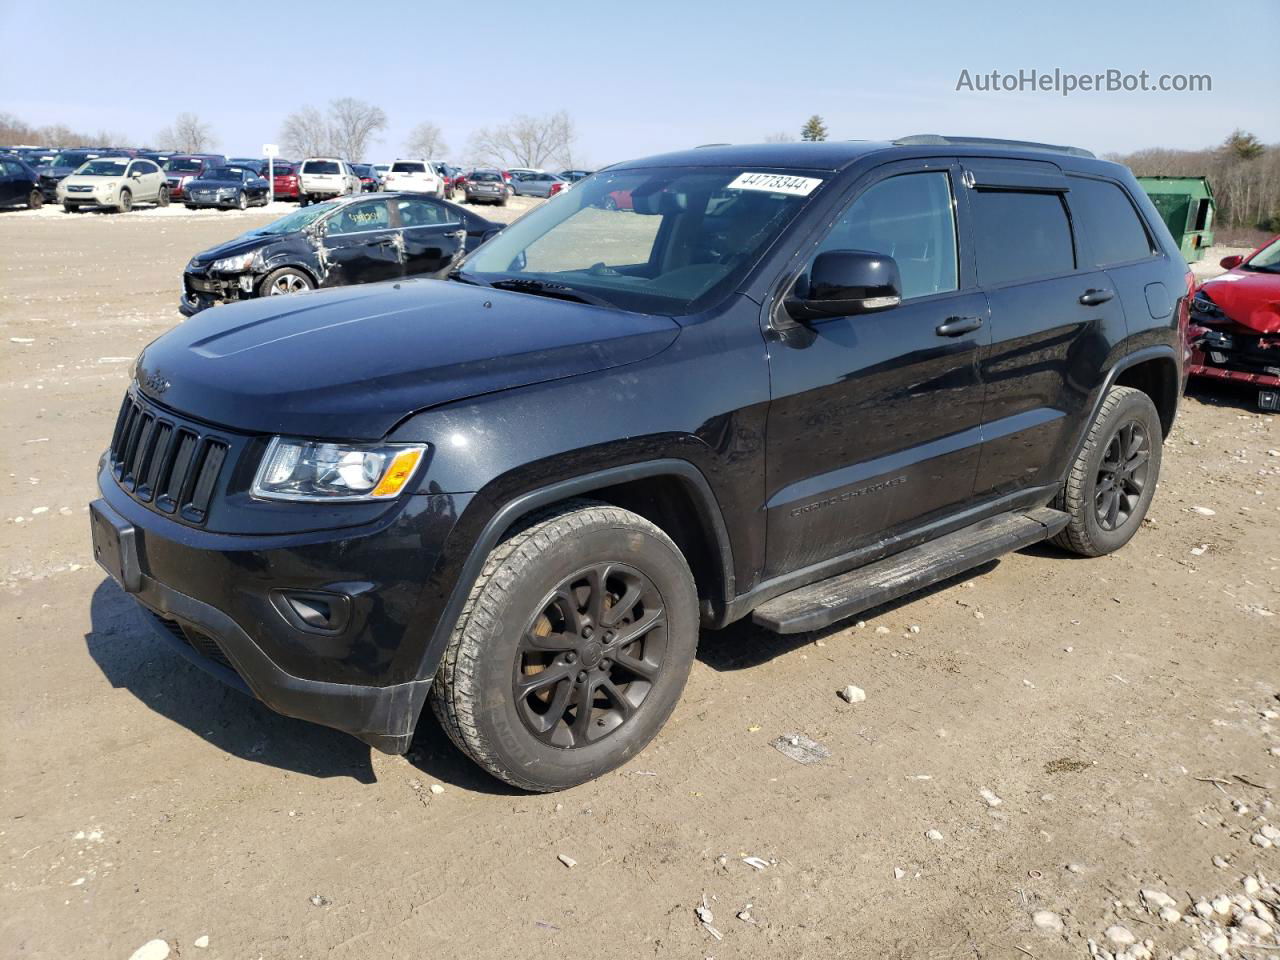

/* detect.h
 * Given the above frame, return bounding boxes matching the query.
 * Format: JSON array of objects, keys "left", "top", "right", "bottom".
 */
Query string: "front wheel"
[
  {"left": 117, "top": 188, "right": 132, "bottom": 213},
  {"left": 430, "top": 502, "right": 699, "bottom": 792},
  {"left": 259, "top": 266, "right": 314, "bottom": 298},
  {"left": 1053, "top": 385, "right": 1163, "bottom": 557},
  {"left": 63, "top": 203, "right": 80, "bottom": 213}
]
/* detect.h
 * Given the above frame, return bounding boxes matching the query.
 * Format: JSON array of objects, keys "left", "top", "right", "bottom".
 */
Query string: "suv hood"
[{"left": 137, "top": 279, "right": 680, "bottom": 439}]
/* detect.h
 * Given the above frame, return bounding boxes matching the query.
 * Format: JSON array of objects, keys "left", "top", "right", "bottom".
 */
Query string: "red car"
[
  {"left": 1188, "top": 234, "right": 1280, "bottom": 410},
  {"left": 272, "top": 163, "right": 301, "bottom": 200}
]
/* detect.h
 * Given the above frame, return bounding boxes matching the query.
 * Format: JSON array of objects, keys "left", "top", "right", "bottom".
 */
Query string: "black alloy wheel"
[
  {"left": 514, "top": 562, "right": 668, "bottom": 748},
  {"left": 1093, "top": 419, "right": 1151, "bottom": 531}
]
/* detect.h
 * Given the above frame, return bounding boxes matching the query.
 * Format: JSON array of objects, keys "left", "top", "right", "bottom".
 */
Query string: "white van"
[
  {"left": 298, "top": 158, "right": 360, "bottom": 205},
  {"left": 381, "top": 159, "right": 443, "bottom": 198}
]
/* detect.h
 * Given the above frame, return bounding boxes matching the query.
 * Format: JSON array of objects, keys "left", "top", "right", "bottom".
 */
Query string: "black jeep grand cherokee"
[{"left": 91, "top": 136, "right": 1192, "bottom": 791}]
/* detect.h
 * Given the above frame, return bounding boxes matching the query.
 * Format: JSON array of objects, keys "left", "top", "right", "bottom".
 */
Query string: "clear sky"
[{"left": 2, "top": 0, "right": 1275, "bottom": 166}]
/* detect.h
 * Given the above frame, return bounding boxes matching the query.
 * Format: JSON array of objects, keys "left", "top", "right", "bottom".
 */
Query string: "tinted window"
[
  {"left": 971, "top": 190, "right": 1075, "bottom": 285},
  {"left": 391, "top": 161, "right": 427, "bottom": 174},
  {"left": 813, "top": 171, "right": 958, "bottom": 300},
  {"left": 1068, "top": 178, "right": 1154, "bottom": 266},
  {"left": 325, "top": 200, "right": 390, "bottom": 235},
  {"left": 303, "top": 160, "right": 340, "bottom": 175},
  {"left": 134, "top": 160, "right": 160, "bottom": 174},
  {"left": 395, "top": 197, "right": 454, "bottom": 227}
]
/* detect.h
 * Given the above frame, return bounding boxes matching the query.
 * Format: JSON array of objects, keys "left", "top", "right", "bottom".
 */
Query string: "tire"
[
  {"left": 156, "top": 185, "right": 169, "bottom": 207},
  {"left": 28, "top": 188, "right": 43, "bottom": 210},
  {"left": 300, "top": 194, "right": 311, "bottom": 207},
  {"left": 430, "top": 501, "right": 699, "bottom": 792},
  {"left": 258, "top": 266, "right": 314, "bottom": 297},
  {"left": 1052, "top": 385, "right": 1163, "bottom": 557},
  {"left": 235, "top": 191, "right": 247, "bottom": 211},
  {"left": 118, "top": 188, "right": 132, "bottom": 213},
  {"left": 63, "top": 203, "right": 79, "bottom": 213},
  {"left": 184, "top": 204, "right": 197, "bottom": 210}
]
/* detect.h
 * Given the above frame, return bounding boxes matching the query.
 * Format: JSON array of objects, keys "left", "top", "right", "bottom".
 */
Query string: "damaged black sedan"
[{"left": 180, "top": 192, "right": 503, "bottom": 316}]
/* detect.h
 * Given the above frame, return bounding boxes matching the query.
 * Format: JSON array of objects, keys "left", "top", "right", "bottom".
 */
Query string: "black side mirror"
[{"left": 786, "top": 249, "right": 902, "bottom": 321}]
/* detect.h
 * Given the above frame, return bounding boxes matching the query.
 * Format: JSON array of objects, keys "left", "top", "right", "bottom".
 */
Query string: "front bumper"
[
  {"left": 89, "top": 466, "right": 463, "bottom": 752},
  {"left": 185, "top": 193, "right": 241, "bottom": 208},
  {"left": 179, "top": 268, "right": 255, "bottom": 316}
]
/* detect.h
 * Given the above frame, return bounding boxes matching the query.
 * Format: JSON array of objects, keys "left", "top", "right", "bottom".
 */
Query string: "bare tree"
[
  {"left": 280, "top": 106, "right": 331, "bottom": 159},
  {"left": 328, "top": 98, "right": 387, "bottom": 162},
  {"left": 405, "top": 121, "right": 447, "bottom": 159},
  {"left": 763, "top": 131, "right": 795, "bottom": 143},
  {"left": 468, "top": 111, "right": 575, "bottom": 169},
  {"left": 156, "top": 113, "right": 216, "bottom": 153}
]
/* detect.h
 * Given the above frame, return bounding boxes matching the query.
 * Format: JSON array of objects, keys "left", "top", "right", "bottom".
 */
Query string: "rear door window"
[
  {"left": 394, "top": 197, "right": 455, "bottom": 227},
  {"left": 971, "top": 190, "right": 1075, "bottom": 285},
  {"left": 1067, "top": 177, "right": 1155, "bottom": 267}
]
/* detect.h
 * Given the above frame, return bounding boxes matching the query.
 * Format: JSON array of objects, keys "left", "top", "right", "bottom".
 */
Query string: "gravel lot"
[{"left": 1, "top": 206, "right": 1277, "bottom": 960}]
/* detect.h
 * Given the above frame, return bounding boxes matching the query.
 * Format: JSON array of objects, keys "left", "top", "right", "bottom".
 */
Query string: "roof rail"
[
  {"left": 894, "top": 134, "right": 1095, "bottom": 160},
  {"left": 695, "top": 143, "right": 732, "bottom": 148}
]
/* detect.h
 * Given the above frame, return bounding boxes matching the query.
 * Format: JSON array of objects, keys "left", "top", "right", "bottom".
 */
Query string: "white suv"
[
  {"left": 381, "top": 159, "right": 443, "bottom": 198},
  {"left": 298, "top": 158, "right": 360, "bottom": 205}
]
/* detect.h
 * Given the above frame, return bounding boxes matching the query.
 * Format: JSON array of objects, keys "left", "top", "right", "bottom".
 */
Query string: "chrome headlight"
[
  {"left": 210, "top": 251, "right": 259, "bottom": 272},
  {"left": 252, "top": 437, "right": 427, "bottom": 502},
  {"left": 1192, "top": 290, "right": 1224, "bottom": 319}
]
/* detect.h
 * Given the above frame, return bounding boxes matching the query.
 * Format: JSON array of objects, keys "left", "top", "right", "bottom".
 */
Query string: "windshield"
[
  {"left": 1244, "top": 236, "right": 1280, "bottom": 272},
  {"left": 460, "top": 166, "right": 826, "bottom": 314},
  {"left": 53, "top": 151, "right": 94, "bottom": 167},
  {"left": 199, "top": 167, "right": 242, "bottom": 180},
  {"left": 76, "top": 158, "right": 130, "bottom": 177},
  {"left": 254, "top": 200, "right": 341, "bottom": 236},
  {"left": 164, "top": 158, "right": 206, "bottom": 173},
  {"left": 391, "top": 161, "right": 426, "bottom": 173}
]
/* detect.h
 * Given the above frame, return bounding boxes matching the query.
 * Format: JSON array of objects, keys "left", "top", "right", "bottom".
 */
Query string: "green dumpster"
[{"left": 1136, "top": 176, "right": 1216, "bottom": 262}]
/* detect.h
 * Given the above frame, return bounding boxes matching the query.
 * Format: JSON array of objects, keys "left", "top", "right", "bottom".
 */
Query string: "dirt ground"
[{"left": 1, "top": 205, "right": 1277, "bottom": 960}]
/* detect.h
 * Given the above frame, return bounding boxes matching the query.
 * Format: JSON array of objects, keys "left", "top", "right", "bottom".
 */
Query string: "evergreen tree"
[{"left": 800, "top": 115, "right": 828, "bottom": 142}]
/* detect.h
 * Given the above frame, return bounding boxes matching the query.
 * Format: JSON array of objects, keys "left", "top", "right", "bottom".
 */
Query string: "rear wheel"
[
  {"left": 28, "top": 189, "right": 43, "bottom": 210},
  {"left": 1053, "top": 385, "right": 1162, "bottom": 557},
  {"left": 235, "top": 191, "right": 247, "bottom": 211},
  {"left": 156, "top": 185, "right": 169, "bottom": 207},
  {"left": 300, "top": 194, "right": 311, "bottom": 207},
  {"left": 430, "top": 502, "right": 699, "bottom": 792},
  {"left": 259, "top": 266, "right": 314, "bottom": 298},
  {"left": 117, "top": 188, "right": 132, "bottom": 213},
  {"left": 184, "top": 204, "right": 197, "bottom": 210}
]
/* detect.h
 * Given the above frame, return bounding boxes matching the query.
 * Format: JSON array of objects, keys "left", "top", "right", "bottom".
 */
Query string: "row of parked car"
[{"left": 0, "top": 143, "right": 596, "bottom": 214}]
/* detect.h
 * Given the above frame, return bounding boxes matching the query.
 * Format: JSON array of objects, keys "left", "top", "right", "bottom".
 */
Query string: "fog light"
[{"left": 273, "top": 589, "right": 351, "bottom": 634}]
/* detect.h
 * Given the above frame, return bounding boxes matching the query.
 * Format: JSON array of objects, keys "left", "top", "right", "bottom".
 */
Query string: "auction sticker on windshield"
[{"left": 727, "top": 172, "right": 823, "bottom": 196}]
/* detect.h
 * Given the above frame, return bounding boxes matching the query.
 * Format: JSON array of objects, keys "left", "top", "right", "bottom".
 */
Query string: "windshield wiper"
[
  {"left": 487, "top": 277, "right": 619, "bottom": 309},
  {"left": 446, "top": 270, "right": 487, "bottom": 286}
]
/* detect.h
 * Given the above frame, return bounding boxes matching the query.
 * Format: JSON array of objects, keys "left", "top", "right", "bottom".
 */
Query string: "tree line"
[
  {"left": 1, "top": 104, "right": 580, "bottom": 170},
  {"left": 1106, "top": 130, "right": 1280, "bottom": 232}
]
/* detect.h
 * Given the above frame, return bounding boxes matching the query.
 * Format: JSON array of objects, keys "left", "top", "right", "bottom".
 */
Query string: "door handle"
[
  {"left": 1079, "top": 288, "right": 1115, "bottom": 306},
  {"left": 935, "top": 316, "right": 984, "bottom": 337}
]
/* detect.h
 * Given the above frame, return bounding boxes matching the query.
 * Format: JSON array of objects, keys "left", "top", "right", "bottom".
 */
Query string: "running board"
[{"left": 751, "top": 507, "right": 1069, "bottom": 634}]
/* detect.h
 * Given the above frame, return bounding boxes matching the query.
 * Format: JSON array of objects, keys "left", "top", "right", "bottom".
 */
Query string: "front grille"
[
  {"left": 146, "top": 610, "right": 235, "bottom": 670},
  {"left": 109, "top": 392, "right": 229, "bottom": 525}
]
